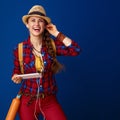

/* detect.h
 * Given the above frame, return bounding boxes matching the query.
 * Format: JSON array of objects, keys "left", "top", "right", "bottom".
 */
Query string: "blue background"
[{"left": 0, "top": 0, "right": 120, "bottom": 120}]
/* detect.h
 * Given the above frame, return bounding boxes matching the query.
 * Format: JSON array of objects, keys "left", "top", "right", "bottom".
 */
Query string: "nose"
[{"left": 35, "top": 20, "right": 39, "bottom": 26}]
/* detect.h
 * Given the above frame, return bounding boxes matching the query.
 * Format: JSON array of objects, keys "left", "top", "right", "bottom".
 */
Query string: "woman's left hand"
[{"left": 46, "top": 23, "right": 59, "bottom": 37}]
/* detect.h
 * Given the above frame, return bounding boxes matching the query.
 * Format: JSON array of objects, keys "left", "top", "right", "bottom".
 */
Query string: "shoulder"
[{"left": 13, "top": 40, "right": 27, "bottom": 51}]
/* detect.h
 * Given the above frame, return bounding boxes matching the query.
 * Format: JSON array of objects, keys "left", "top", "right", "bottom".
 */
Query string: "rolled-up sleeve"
[{"left": 54, "top": 39, "right": 81, "bottom": 56}]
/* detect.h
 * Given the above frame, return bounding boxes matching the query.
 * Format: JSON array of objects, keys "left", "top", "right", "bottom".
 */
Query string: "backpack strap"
[
  {"left": 18, "top": 39, "right": 56, "bottom": 74},
  {"left": 18, "top": 42, "right": 24, "bottom": 74}
]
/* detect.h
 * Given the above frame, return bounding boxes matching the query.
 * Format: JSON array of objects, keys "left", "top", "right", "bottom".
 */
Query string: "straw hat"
[{"left": 22, "top": 5, "right": 51, "bottom": 24}]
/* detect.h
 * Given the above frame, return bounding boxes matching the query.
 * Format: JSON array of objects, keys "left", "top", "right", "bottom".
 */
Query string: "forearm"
[
  {"left": 46, "top": 23, "right": 72, "bottom": 46},
  {"left": 55, "top": 32, "right": 72, "bottom": 47},
  {"left": 54, "top": 33, "right": 81, "bottom": 56}
]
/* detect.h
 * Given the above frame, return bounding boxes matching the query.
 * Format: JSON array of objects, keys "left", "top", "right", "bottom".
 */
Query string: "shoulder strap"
[
  {"left": 18, "top": 42, "right": 24, "bottom": 74},
  {"left": 50, "top": 38, "right": 56, "bottom": 56},
  {"left": 18, "top": 39, "right": 56, "bottom": 74}
]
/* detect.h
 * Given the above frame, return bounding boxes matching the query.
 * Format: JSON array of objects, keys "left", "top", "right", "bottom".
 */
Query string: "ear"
[{"left": 26, "top": 24, "right": 29, "bottom": 28}]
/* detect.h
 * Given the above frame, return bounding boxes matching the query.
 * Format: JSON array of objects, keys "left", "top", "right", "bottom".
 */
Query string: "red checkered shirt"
[{"left": 12, "top": 36, "right": 81, "bottom": 95}]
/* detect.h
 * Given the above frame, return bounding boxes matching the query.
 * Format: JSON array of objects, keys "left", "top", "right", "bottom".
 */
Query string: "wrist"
[
  {"left": 56, "top": 32, "right": 66, "bottom": 42},
  {"left": 53, "top": 31, "right": 60, "bottom": 37}
]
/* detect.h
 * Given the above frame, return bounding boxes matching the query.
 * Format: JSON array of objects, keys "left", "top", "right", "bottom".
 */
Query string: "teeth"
[
  {"left": 34, "top": 28, "right": 40, "bottom": 31},
  {"left": 34, "top": 27, "right": 39, "bottom": 29}
]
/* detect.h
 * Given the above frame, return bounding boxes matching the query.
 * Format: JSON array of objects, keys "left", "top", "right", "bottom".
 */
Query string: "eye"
[
  {"left": 38, "top": 19, "right": 44, "bottom": 23},
  {"left": 31, "top": 19, "right": 35, "bottom": 22}
]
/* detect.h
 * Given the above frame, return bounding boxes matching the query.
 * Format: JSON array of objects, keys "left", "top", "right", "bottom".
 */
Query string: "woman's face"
[{"left": 26, "top": 16, "right": 46, "bottom": 37}]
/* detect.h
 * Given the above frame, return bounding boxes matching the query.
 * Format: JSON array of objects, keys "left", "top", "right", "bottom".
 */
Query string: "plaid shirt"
[{"left": 13, "top": 36, "right": 81, "bottom": 95}]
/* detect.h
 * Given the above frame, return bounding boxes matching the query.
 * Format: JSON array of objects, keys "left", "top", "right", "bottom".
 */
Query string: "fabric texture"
[
  {"left": 13, "top": 36, "right": 80, "bottom": 95},
  {"left": 19, "top": 95, "right": 67, "bottom": 120}
]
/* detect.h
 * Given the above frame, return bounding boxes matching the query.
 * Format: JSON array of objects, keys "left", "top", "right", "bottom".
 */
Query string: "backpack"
[{"left": 18, "top": 39, "right": 56, "bottom": 74}]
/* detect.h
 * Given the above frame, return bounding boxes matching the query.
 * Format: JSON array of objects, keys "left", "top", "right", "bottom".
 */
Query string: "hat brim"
[{"left": 22, "top": 14, "right": 51, "bottom": 25}]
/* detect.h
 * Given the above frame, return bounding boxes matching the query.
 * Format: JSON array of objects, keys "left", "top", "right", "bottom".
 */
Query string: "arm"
[
  {"left": 46, "top": 23, "right": 72, "bottom": 47},
  {"left": 46, "top": 23, "right": 81, "bottom": 56},
  {"left": 12, "top": 47, "right": 22, "bottom": 84}
]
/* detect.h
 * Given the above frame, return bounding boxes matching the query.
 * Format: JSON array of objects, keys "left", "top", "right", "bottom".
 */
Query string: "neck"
[
  {"left": 30, "top": 35, "right": 42, "bottom": 47},
  {"left": 30, "top": 35, "right": 43, "bottom": 54}
]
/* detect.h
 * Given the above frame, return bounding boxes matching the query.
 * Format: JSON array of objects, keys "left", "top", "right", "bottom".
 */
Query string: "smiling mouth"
[{"left": 34, "top": 28, "right": 40, "bottom": 32}]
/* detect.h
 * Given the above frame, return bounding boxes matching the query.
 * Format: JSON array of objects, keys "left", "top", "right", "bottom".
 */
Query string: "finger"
[
  {"left": 46, "top": 25, "right": 53, "bottom": 30},
  {"left": 12, "top": 77, "right": 21, "bottom": 84}
]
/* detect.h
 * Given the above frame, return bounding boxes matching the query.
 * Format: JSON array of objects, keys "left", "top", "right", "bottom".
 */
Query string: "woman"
[{"left": 12, "top": 5, "right": 81, "bottom": 120}]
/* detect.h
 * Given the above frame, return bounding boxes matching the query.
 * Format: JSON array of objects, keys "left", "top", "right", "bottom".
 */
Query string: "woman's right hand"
[{"left": 11, "top": 74, "right": 22, "bottom": 84}]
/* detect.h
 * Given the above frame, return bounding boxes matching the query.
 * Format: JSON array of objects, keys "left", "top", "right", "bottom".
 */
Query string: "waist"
[
  {"left": 20, "top": 92, "right": 56, "bottom": 105},
  {"left": 21, "top": 79, "right": 57, "bottom": 93},
  {"left": 22, "top": 92, "right": 55, "bottom": 99}
]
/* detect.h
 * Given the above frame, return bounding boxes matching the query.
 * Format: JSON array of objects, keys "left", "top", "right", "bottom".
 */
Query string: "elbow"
[
  {"left": 75, "top": 47, "right": 82, "bottom": 56},
  {"left": 68, "top": 46, "right": 82, "bottom": 56}
]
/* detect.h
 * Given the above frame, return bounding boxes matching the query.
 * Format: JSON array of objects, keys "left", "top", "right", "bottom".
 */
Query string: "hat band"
[{"left": 28, "top": 11, "right": 45, "bottom": 16}]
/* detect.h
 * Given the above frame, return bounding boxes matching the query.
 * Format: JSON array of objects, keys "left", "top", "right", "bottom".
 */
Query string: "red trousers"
[{"left": 18, "top": 94, "right": 67, "bottom": 120}]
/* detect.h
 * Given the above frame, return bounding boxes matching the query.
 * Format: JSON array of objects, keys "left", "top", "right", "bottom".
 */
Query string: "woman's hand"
[
  {"left": 11, "top": 74, "right": 22, "bottom": 84},
  {"left": 46, "top": 23, "right": 59, "bottom": 37}
]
